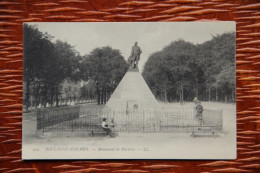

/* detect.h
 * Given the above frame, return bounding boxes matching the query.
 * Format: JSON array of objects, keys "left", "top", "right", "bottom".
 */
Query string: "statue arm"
[{"left": 138, "top": 47, "right": 142, "bottom": 54}]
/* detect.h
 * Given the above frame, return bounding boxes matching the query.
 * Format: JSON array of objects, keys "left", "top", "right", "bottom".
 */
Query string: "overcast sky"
[{"left": 28, "top": 22, "right": 235, "bottom": 71}]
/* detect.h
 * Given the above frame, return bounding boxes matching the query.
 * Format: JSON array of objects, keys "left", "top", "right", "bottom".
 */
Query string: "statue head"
[{"left": 134, "top": 41, "right": 138, "bottom": 46}]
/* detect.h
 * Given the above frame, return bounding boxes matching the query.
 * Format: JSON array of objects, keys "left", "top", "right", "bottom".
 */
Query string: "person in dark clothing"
[
  {"left": 195, "top": 102, "right": 204, "bottom": 124},
  {"left": 102, "top": 118, "right": 113, "bottom": 137}
]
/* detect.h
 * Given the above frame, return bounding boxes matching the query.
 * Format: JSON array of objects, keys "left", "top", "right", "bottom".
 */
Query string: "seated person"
[{"left": 102, "top": 118, "right": 113, "bottom": 137}]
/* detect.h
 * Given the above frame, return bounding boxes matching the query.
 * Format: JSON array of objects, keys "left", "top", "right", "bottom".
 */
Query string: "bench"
[
  {"left": 191, "top": 126, "right": 220, "bottom": 137},
  {"left": 88, "top": 124, "right": 107, "bottom": 137},
  {"left": 89, "top": 124, "right": 117, "bottom": 137}
]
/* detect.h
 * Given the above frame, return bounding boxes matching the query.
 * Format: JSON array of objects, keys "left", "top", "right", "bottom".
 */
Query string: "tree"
[
  {"left": 48, "top": 40, "right": 81, "bottom": 106},
  {"left": 80, "top": 80, "right": 96, "bottom": 101},
  {"left": 23, "top": 24, "right": 54, "bottom": 110},
  {"left": 143, "top": 32, "right": 235, "bottom": 103},
  {"left": 80, "top": 46, "right": 128, "bottom": 104},
  {"left": 24, "top": 24, "right": 82, "bottom": 109},
  {"left": 143, "top": 40, "right": 197, "bottom": 102},
  {"left": 199, "top": 32, "right": 235, "bottom": 102}
]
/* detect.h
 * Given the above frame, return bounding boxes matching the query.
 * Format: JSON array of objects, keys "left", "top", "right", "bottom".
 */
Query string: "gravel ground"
[{"left": 22, "top": 102, "right": 236, "bottom": 160}]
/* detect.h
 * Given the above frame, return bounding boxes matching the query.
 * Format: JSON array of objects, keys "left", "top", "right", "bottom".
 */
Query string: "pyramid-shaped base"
[{"left": 106, "top": 71, "right": 159, "bottom": 111}]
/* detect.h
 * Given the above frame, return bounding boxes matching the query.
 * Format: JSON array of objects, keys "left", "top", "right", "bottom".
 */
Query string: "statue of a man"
[{"left": 129, "top": 42, "right": 142, "bottom": 69}]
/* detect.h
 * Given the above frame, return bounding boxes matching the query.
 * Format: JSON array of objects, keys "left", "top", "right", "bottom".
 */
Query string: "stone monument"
[
  {"left": 103, "top": 42, "right": 161, "bottom": 132},
  {"left": 106, "top": 42, "right": 159, "bottom": 111}
]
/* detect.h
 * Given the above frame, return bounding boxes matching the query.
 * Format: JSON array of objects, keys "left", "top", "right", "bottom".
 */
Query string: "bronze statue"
[{"left": 129, "top": 42, "right": 142, "bottom": 70}]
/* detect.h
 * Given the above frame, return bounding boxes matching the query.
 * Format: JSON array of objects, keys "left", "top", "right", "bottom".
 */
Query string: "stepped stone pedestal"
[
  {"left": 103, "top": 70, "right": 162, "bottom": 132},
  {"left": 106, "top": 70, "right": 159, "bottom": 111}
]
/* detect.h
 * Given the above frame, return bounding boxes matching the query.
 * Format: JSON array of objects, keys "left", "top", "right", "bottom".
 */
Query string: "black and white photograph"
[{"left": 22, "top": 22, "right": 236, "bottom": 159}]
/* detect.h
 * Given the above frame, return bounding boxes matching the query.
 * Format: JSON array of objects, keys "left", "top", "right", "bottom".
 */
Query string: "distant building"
[
  {"left": 60, "top": 79, "right": 83, "bottom": 102},
  {"left": 23, "top": 79, "right": 86, "bottom": 108}
]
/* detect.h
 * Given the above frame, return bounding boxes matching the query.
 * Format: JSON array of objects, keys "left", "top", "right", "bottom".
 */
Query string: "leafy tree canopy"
[{"left": 143, "top": 32, "right": 235, "bottom": 102}]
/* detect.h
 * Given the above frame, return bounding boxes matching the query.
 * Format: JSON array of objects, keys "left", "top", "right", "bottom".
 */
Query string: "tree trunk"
[
  {"left": 35, "top": 95, "right": 38, "bottom": 109},
  {"left": 96, "top": 83, "right": 100, "bottom": 104},
  {"left": 231, "top": 86, "right": 235, "bottom": 103},
  {"left": 33, "top": 82, "right": 37, "bottom": 109},
  {"left": 216, "top": 87, "right": 218, "bottom": 101},
  {"left": 164, "top": 84, "right": 167, "bottom": 102},
  {"left": 56, "top": 86, "right": 59, "bottom": 107},
  {"left": 178, "top": 90, "right": 181, "bottom": 102},
  {"left": 193, "top": 86, "right": 196, "bottom": 99},
  {"left": 208, "top": 88, "right": 211, "bottom": 102},
  {"left": 104, "top": 85, "right": 107, "bottom": 104},
  {"left": 176, "top": 90, "right": 179, "bottom": 102},
  {"left": 25, "top": 80, "right": 30, "bottom": 112},
  {"left": 107, "top": 88, "right": 110, "bottom": 101},
  {"left": 194, "top": 81, "right": 198, "bottom": 98},
  {"left": 50, "top": 86, "right": 54, "bottom": 107},
  {"left": 101, "top": 86, "right": 104, "bottom": 104},
  {"left": 181, "top": 81, "right": 183, "bottom": 101},
  {"left": 163, "top": 77, "right": 169, "bottom": 102},
  {"left": 87, "top": 86, "right": 90, "bottom": 101}
]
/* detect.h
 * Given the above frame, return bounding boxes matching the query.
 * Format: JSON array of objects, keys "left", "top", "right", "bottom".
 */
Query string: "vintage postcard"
[{"left": 22, "top": 22, "right": 236, "bottom": 159}]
